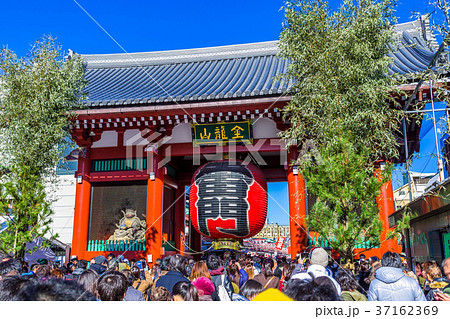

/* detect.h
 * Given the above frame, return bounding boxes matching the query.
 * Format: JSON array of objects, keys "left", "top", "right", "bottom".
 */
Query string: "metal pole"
[
  {"left": 402, "top": 115, "right": 414, "bottom": 270},
  {"left": 404, "top": 108, "right": 449, "bottom": 114},
  {"left": 402, "top": 116, "right": 414, "bottom": 203},
  {"left": 430, "top": 80, "right": 444, "bottom": 183}
]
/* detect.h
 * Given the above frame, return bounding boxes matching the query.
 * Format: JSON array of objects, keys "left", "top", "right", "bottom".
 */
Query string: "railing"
[
  {"left": 162, "top": 240, "right": 177, "bottom": 252},
  {"left": 92, "top": 158, "right": 147, "bottom": 172},
  {"left": 308, "top": 237, "right": 331, "bottom": 248},
  {"left": 87, "top": 239, "right": 146, "bottom": 251},
  {"left": 308, "top": 237, "right": 379, "bottom": 249}
]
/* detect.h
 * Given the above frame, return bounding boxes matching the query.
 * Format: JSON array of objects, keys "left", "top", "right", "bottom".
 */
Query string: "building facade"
[
  {"left": 394, "top": 172, "right": 436, "bottom": 210},
  {"left": 253, "top": 222, "right": 290, "bottom": 239},
  {"left": 391, "top": 177, "right": 450, "bottom": 263}
]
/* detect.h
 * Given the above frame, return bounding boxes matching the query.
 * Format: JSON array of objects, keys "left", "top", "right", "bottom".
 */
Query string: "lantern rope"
[{"left": 162, "top": 239, "right": 213, "bottom": 255}]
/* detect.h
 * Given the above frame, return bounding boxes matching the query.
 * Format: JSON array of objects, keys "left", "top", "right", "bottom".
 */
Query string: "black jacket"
[
  {"left": 274, "top": 267, "right": 282, "bottom": 279},
  {"left": 209, "top": 267, "right": 233, "bottom": 301},
  {"left": 155, "top": 270, "right": 190, "bottom": 294},
  {"left": 89, "top": 263, "right": 107, "bottom": 276}
]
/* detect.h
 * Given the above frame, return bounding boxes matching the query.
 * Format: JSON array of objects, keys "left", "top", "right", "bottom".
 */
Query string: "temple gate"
[{"left": 69, "top": 19, "right": 438, "bottom": 264}]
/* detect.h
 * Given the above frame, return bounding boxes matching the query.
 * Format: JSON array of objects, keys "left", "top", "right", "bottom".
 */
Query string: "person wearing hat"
[
  {"left": 89, "top": 255, "right": 107, "bottom": 275},
  {"left": 68, "top": 257, "right": 78, "bottom": 271},
  {"left": 37, "top": 258, "right": 48, "bottom": 265},
  {"left": 290, "top": 247, "right": 341, "bottom": 295},
  {"left": 192, "top": 276, "right": 215, "bottom": 301},
  {"left": 72, "top": 259, "right": 88, "bottom": 278}
]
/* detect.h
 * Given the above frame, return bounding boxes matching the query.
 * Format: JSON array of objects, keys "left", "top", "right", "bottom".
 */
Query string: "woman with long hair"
[
  {"left": 189, "top": 261, "right": 211, "bottom": 282},
  {"left": 253, "top": 259, "right": 280, "bottom": 290},
  {"left": 172, "top": 281, "right": 199, "bottom": 301},
  {"left": 78, "top": 269, "right": 99, "bottom": 299},
  {"left": 227, "top": 263, "right": 241, "bottom": 293},
  {"left": 335, "top": 269, "right": 367, "bottom": 301},
  {"left": 244, "top": 264, "right": 255, "bottom": 280},
  {"left": 240, "top": 279, "right": 264, "bottom": 301},
  {"left": 280, "top": 264, "right": 295, "bottom": 291}
]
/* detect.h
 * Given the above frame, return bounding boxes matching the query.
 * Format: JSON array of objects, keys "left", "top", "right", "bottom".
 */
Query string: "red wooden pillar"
[
  {"left": 146, "top": 149, "right": 164, "bottom": 266},
  {"left": 71, "top": 148, "right": 92, "bottom": 260},
  {"left": 287, "top": 149, "right": 308, "bottom": 259},
  {"left": 191, "top": 228, "right": 202, "bottom": 261},
  {"left": 174, "top": 182, "right": 187, "bottom": 255},
  {"left": 375, "top": 164, "right": 399, "bottom": 254}
]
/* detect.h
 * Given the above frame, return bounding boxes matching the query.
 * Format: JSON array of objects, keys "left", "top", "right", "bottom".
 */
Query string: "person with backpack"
[
  {"left": 207, "top": 254, "right": 233, "bottom": 301},
  {"left": 227, "top": 263, "right": 241, "bottom": 294}
]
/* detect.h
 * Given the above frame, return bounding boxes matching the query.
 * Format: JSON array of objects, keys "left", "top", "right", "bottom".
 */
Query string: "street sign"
[
  {"left": 192, "top": 120, "right": 252, "bottom": 146},
  {"left": 275, "top": 237, "right": 285, "bottom": 250}
]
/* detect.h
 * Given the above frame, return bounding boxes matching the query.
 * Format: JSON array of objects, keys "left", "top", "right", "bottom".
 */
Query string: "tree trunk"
[{"left": 12, "top": 228, "right": 18, "bottom": 259}]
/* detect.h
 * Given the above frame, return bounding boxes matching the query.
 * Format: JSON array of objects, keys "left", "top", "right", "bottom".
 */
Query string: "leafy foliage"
[
  {"left": 278, "top": 0, "right": 403, "bottom": 161},
  {"left": 300, "top": 131, "right": 388, "bottom": 261},
  {"left": 0, "top": 36, "right": 86, "bottom": 257},
  {"left": 278, "top": 0, "right": 415, "bottom": 259},
  {"left": 0, "top": 165, "right": 55, "bottom": 259},
  {"left": 0, "top": 35, "right": 86, "bottom": 178}
]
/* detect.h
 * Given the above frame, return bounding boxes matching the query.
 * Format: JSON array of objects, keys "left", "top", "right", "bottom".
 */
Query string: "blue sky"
[
  {"left": 392, "top": 103, "right": 448, "bottom": 190},
  {"left": 0, "top": 0, "right": 437, "bottom": 56},
  {"left": 0, "top": 0, "right": 442, "bottom": 225}
]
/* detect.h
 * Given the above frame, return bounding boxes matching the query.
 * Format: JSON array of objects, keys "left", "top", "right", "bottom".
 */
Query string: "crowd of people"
[{"left": 0, "top": 249, "right": 449, "bottom": 301}]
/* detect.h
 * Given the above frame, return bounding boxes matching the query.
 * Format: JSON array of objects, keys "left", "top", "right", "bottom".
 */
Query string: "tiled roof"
[
  {"left": 77, "top": 17, "right": 444, "bottom": 108},
  {"left": 388, "top": 18, "right": 442, "bottom": 74}
]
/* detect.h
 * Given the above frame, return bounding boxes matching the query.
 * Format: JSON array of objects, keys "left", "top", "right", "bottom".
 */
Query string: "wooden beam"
[
  {"left": 75, "top": 96, "right": 291, "bottom": 118},
  {"left": 165, "top": 139, "right": 286, "bottom": 157}
]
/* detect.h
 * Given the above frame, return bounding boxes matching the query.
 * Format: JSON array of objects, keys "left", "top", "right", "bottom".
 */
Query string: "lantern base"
[{"left": 212, "top": 238, "right": 241, "bottom": 250}]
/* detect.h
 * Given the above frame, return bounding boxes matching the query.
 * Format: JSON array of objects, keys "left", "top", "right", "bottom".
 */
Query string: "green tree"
[
  {"left": 278, "top": 0, "right": 402, "bottom": 161},
  {"left": 0, "top": 166, "right": 54, "bottom": 259},
  {"left": 278, "top": 0, "right": 412, "bottom": 259},
  {"left": 300, "top": 131, "right": 391, "bottom": 261},
  {"left": 0, "top": 36, "right": 86, "bottom": 257},
  {"left": 0, "top": 36, "right": 86, "bottom": 178}
]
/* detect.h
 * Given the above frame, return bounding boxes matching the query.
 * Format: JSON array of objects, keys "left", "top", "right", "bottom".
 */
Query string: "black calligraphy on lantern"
[{"left": 194, "top": 162, "right": 254, "bottom": 237}]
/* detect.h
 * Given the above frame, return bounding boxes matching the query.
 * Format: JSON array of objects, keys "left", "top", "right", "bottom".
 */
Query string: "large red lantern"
[{"left": 189, "top": 160, "right": 268, "bottom": 240}]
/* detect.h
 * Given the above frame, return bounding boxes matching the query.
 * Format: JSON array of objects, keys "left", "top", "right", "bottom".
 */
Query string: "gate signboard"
[{"left": 192, "top": 120, "right": 252, "bottom": 146}]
